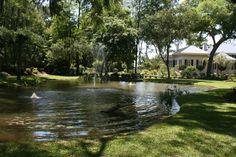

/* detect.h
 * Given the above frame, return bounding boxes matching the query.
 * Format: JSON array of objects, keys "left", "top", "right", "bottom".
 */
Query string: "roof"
[
  {"left": 215, "top": 53, "right": 236, "bottom": 61},
  {"left": 173, "top": 45, "right": 208, "bottom": 56},
  {"left": 208, "top": 43, "right": 236, "bottom": 54}
]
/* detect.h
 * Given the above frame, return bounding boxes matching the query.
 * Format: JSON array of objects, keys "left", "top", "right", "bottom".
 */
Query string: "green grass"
[
  {"left": 38, "top": 74, "right": 80, "bottom": 80},
  {"left": 1, "top": 77, "right": 236, "bottom": 156},
  {"left": 0, "top": 76, "right": 47, "bottom": 87},
  {"left": 0, "top": 75, "right": 81, "bottom": 87},
  {"left": 145, "top": 78, "right": 236, "bottom": 88}
]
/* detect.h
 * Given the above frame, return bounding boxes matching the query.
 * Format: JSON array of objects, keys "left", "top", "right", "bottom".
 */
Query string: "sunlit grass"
[
  {"left": 38, "top": 74, "right": 80, "bottom": 80},
  {"left": 145, "top": 78, "right": 236, "bottom": 88}
]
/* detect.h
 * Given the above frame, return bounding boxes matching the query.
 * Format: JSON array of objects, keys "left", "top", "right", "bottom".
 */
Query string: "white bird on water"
[{"left": 30, "top": 92, "right": 41, "bottom": 99}]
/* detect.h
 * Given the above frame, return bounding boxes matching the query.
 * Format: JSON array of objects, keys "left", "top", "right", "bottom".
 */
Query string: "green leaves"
[{"left": 97, "top": 14, "right": 137, "bottom": 63}]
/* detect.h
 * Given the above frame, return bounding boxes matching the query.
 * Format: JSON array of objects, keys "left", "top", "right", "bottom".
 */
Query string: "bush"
[
  {"left": 196, "top": 65, "right": 205, "bottom": 72},
  {"left": 46, "top": 58, "right": 70, "bottom": 75},
  {"left": 110, "top": 72, "right": 120, "bottom": 80},
  {"left": 24, "top": 68, "right": 39, "bottom": 75},
  {"left": 181, "top": 66, "right": 198, "bottom": 79},
  {"left": 0, "top": 72, "right": 10, "bottom": 79},
  {"left": 131, "top": 73, "right": 143, "bottom": 79},
  {"left": 121, "top": 73, "right": 131, "bottom": 79},
  {"left": 179, "top": 65, "right": 187, "bottom": 71},
  {"left": 158, "top": 64, "right": 167, "bottom": 78},
  {"left": 21, "top": 76, "right": 42, "bottom": 86},
  {"left": 170, "top": 68, "right": 181, "bottom": 79}
]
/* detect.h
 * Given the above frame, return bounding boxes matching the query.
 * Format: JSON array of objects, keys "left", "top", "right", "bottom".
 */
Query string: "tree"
[
  {"left": 0, "top": 0, "right": 46, "bottom": 80},
  {"left": 188, "top": 0, "right": 236, "bottom": 77},
  {"left": 214, "top": 54, "right": 231, "bottom": 75},
  {"left": 129, "top": 0, "right": 177, "bottom": 74},
  {"left": 141, "top": 7, "right": 192, "bottom": 79},
  {"left": 0, "top": 0, "right": 4, "bottom": 14},
  {"left": 96, "top": 14, "right": 138, "bottom": 77}
]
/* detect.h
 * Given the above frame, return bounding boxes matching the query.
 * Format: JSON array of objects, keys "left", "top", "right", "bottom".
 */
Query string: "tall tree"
[
  {"left": 187, "top": 0, "right": 236, "bottom": 77},
  {"left": 95, "top": 7, "right": 138, "bottom": 77},
  {"left": 0, "top": 0, "right": 46, "bottom": 80},
  {"left": 0, "top": 0, "right": 4, "bottom": 14},
  {"left": 141, "top": 7, "right": 194, "bottom": 79},
  {"left": 129, "top": 0, "right": 178, "bottom": 73}
]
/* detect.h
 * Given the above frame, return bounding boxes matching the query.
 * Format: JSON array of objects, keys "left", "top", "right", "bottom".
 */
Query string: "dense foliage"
[{"left": 0, "top": 0, "right": 235, "bottom": 80}]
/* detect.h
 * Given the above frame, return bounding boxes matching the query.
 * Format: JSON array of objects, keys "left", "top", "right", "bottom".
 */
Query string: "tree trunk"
[
  {"left": 76, "top": 52, "right": 79, "bottom": 76},
  {"left": 138, "top": 41, "right": 143, "bottom": 64},
  {"left": 166, "top": 63, "right": 171, "bottom": 80},
  {"left": 206, "top": 38, "right": 225, "bottom": 78},
  {"left": 16, "top": 43, "right": 22, "bottom": 81},
  {"left": 156, "top": 45, "right": 171, "bottom": 79},
  {"left": 166, "top": 46, "right": 171, "bottom": 79},
  {"left": 0, "top": 0, "right": 4, "bottom": 14},
  {"left": 134, "top": 0, "right": 141, "bottom": 74},
  {"left": 134, "top": 39, "right": 139, "bottom": 74}
]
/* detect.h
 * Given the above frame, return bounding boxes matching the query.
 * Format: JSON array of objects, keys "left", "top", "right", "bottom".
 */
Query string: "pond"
[{"left": 0, "top": 81, "right": 211, "bottom": 142}]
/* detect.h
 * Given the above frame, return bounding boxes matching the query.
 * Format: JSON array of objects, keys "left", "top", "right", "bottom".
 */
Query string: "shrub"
[
  {"left": 121, "top": 73, "right": 131, "bottom": 79},
  {"left": 0, "top": 72, "right": 10, "bottom": 79},
  {"left": 110, "top": 72, "right": 120, "bottom": 80},
  {"left": 218, "top": 64, "right": 227, "bottom": 72},
  {"left": 158, "top": 64, "right": 167, "bottom": 78},
  {"left": 170, "top": 68, "right": 181, "bottom": 78},
  {"left": 181, "top": 66, "right": 198, "bottom": 79},
  {"left": 24, "top": 68, "right": 39, "bottom": 75},
  {"left": 131, "top": 73, "right": 143, "bottom": 79},
  {"left": 179, "top": 65, "right": 187, "bottom": 71},
  {"left": 196, "top": 65, "right": 205, "bottom": 72},
  {"left": 22, "top": 76, "right": 42, "bottom": 86}
]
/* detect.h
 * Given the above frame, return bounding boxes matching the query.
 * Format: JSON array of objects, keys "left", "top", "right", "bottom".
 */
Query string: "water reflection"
[{"left": 0, "top": 81, "right": 212, "bottom": 142}]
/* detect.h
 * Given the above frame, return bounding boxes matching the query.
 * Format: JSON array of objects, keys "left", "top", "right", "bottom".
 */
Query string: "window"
[
  {"left": 169, "top": 60, "right": 173, "bottom": 67},
  {"left": 196, "top": 60, "right": 199, "bottom": 66},
  {"left": 214, "top": 64, "right": 217, "bottom": 70},
  {"left": 199, "top": 60, "right": 202, "bottom": 65},
  {"left": 191, "top": 60, "right": 194, "bottom": 66},
  {"left": 173, "top": 60, "right": 176, "bottom": 67},
  {"left": 203, "top": 60, "right": 206, "bottom": 66},
  {"left": 185, "top": 59, "right": 187, "bottom": 65},
  {"left": 179, "top": 60, "right": 182, "bottom": 65}
]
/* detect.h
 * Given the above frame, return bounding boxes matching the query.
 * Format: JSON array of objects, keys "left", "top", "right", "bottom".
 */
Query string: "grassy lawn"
[
  {"left": 145, "top": 78, "right": 236, "bottom": 88},
  {"left": 0, "top": 77, "right": 236, "bottom": 156},
  {"left": 0, "top": 75, "right": 80, "bottom": 87},
  {"left": 38, "top": 74, "right": 80, "bottom": 80}
]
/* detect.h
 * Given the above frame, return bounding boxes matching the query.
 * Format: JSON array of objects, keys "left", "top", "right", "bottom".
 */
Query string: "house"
[
  {"left": 169, "top": 43, "right": 236, "bottom": 74},
  {"left": 209, "top": 43, "right": 236, "bottom": 74},
  {"left": 169, "top": 45, "right": 208, "bottom": 68}
]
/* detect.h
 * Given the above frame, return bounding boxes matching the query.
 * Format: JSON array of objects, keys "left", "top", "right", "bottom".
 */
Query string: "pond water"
[{"left": 0, "top": 81, "right": 211, "bottom": 142}]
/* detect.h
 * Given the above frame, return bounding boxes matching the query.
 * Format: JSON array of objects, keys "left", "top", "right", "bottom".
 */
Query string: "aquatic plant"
[{"left": 158, "top": 87, "right": 187, "bottom": 114}]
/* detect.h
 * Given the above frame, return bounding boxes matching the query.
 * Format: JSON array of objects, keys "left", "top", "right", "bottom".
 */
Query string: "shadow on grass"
[
  {"left": 168, "top": 89, "right": 236, "bottom": 137},
  {"left": 0, "top": 143, "right": 51, "bottom": 157},
  {"left": 0, "top": 137, "right": 111, "bottom": 157}
]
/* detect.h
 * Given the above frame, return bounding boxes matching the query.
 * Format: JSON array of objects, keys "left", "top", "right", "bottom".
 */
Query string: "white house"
[
  {"left": 169, "top": 45, "right": 208, "bottom": 67},
  {"left": 169, "top": 43, "right": 236, "bottom": 74}
]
